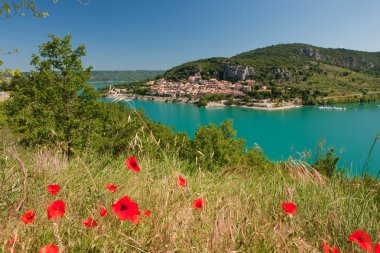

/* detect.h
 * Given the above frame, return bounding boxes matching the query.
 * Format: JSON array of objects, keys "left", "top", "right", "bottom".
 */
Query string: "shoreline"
[{"left": 105, "top": 94, "right": 303, "bottom": 111}]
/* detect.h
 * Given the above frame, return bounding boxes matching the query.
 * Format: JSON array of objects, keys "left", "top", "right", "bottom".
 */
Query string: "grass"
[{"left": 1, "top": 129, "right": 379, "bottom": 252}]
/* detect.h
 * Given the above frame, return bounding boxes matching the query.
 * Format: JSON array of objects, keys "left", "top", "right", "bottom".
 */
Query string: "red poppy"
[
  {"left": 281, "top": 202, "right": 297, "bottom": 215},
  {"left": 193, "top": 198, "right": 206, "bottom": 209},
  {"left": 374, "top": 243, "right": 380, "bottom": 253},
  {"left": 348, "top": 230, "right": 372, "bottom": 252},
  {"left": 111, "top": 196, "right": 141, "bottom": 222},
  {"left": 100, "top": 207, "right": 108, "bottom": 217},
  {"left": 323, "top": 242, "right": 330, "bottom": 253},
  {"left": 106, "top": 183, "right": 117, "bottom": 193},
  {"left": 7, "top": 236, "right": 19, "bottom": 246},
  {"left": 82, "top": 218, "right": 98, "bottom": 228},
  {"left": 47, "top": 185, "right": 60, "bottom": 195},
  {"left": 143, "top": 210, "right": 151, "bottom": 216},
  {"left": 38, "top": 244, "right": 59, "bottom": 253},
  {"left": 126, "top": 157, "right": 140, "bottom": 172},
  {"left": 323, "top": 243, "right": 341, "bottom": 253},
  {"left": 132, "top": 215, "right": 141, "bottom": 224},
  {"left": 47, "top": 200, "right": 66, "bottom": 220},
  {"left": 21, "top": 210, "right": 35, "bottom": 224},
  {"left": 176, "top": 176, "right": 186, "bottom": 187}
]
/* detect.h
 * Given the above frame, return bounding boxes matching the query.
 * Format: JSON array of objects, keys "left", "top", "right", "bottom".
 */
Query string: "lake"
[{"left": 95, "top": 84, "right": 380, "bottom": 176}]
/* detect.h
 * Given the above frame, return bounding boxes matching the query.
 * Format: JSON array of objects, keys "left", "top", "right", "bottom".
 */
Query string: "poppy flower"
[
  {"left": 143, "top": 210, "right": 151, "bottom": 216},
  {"left": 38, "top": 244, "right": 59, "bottom": 253},
  {"left": 132, "top": 215, "right": 141, "bottom": 224},
  {"left": 7, "top": 236, "right": 19, "bottom": 246},
  {"left": 47, "top": 200, "right": 66, "bottom": 220},
  {"left": 323, "top": 243, "right": 341, "bottom": 253},
  {"left": 21, "top": 210, "right": 35, "bottom": 224},
  {"left": 82, "top": 218, "right": 98, "bottom": 228},
  {"left": 100, "top": 207, "right": 107, "bottom": 217},
  {"left": 193, "top": 198, "right": 206, "bottom": 209},
  {"left": 348, "top": 230, "right": 372, "bottom": 252},
  {"left": 106, "top": 183, "right": 117, "bottom": 193},
  {"left": 281, "top": 202, "right": 297, "bottom": 215},
  {"left": 47, "top": 185, "right": 60, "bottom": 195},
  {"left": 111, "top": 196, "right": 141, "bottom": 222},
  {"left": 126, "top": 157, "right": 140, "bottom": 172},
  {"left": 176, "top": 176, "right": 186, "bottom": 187},
  {"left": 374, "top": 244, "right": 380, "bottom": 253}
]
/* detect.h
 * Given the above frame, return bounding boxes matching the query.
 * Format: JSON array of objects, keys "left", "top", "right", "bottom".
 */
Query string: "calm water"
[{"left": 97, "top": 80, "right": 380, "bottom": 176}]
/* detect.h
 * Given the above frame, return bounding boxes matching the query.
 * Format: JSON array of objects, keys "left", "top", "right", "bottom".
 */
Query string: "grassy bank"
[{"left": 1, "top": 128, "right": 379, "bottom": 252}]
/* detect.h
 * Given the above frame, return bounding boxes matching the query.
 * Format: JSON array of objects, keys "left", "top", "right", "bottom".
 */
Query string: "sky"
[{"left": 1, "top": 0, "right": 380, "bottom": 71}]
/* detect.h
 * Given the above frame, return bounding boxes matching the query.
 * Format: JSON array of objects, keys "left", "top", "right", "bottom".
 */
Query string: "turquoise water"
[
  {"left": 89, "top": 81, "right": 124, "bottom": 90},
  {"left": 94, "top": 76, "right": 380, "bottom": 176},
  {"left": 114, "top": 99, "right": 380, "bottom": 176}
]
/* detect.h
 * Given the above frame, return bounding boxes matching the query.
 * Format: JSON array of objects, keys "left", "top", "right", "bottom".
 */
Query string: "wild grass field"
[{"left": 1, "top": 126, "right": 379, "bottom": 253}]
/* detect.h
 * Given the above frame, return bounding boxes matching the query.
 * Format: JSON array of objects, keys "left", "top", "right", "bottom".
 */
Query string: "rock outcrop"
[
  {"left": 270, "top": 67, "right": 290, "bottom": 79},
  {"left": 222, "top": 64, "right": 255, "bottom": 81},
  {"left": 296, "top": 48, "right": 322, "bottom": 60}
]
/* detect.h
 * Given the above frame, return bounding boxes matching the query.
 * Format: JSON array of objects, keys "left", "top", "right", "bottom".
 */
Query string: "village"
[
  {"left": 107, "top": 75, "right": 301, "bottom": 110},
  {"left": 110, "top": 74, "right": 269, "bottom": 98},
  {"left": 147, "top": 75, "right": 267, "bottom": 97}
]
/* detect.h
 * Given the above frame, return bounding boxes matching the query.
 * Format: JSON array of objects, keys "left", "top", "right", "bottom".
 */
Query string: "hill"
[
  {"left": 90, "top": 70, "right": 165, "bottom": 82},
  {"left": 162, "top": 44, "right": 380, "bottom": 103}
]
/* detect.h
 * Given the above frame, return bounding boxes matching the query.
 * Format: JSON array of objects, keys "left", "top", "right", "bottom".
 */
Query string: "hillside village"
[{"left": 110, "top": 74, "right": 269, "bottom": 98}]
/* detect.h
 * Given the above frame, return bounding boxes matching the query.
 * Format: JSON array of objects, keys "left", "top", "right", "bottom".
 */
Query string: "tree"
[
  {"left": 191, "top": 120, "right": 245, "bottom": 171},
  {"left": 5, "top": 34, "right": 97, "bottom": 157}
]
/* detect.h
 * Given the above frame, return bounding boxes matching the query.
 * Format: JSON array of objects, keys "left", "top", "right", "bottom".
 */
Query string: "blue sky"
[{"left": 1, "top": 0, "right": 380, "bottom": 70}]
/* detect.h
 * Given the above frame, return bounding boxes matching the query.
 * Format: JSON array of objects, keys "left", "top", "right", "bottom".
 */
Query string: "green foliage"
[
  {"left": 189, "top": 120, "right": 245, "bottom": 171},
  {"left": 0, "top": 0, "right": 54, "bottom": 18},
  {"left": 5, "top": 34, "right": 95, "bottom": 157},
  {"left": 0, "top": 102, "right": 6, "bottom": 127},
  {"left": 313, "top": 147, "right": 340, "bottom": 178},
  {"left": 0, "top": 73, "right": 28, "bottom": 91}
]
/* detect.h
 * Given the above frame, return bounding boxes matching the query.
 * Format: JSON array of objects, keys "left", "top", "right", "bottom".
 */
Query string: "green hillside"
[{"left": 162, "top": 44, "right": 380, "bottom": 103}]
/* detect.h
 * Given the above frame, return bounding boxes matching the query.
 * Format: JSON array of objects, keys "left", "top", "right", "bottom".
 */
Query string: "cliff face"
[
  {"left": 297, "top": 47, "right": 376, "bottom": 71},
  {"left": 222, "top": 64, "right": 255, "bottom": 81}
]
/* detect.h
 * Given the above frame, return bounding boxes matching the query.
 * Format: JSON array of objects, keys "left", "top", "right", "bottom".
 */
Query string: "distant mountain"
[
  {"left": 90, "top": 70, "right": 165, "bottom": 82},
  {"left": 162, "top": 44, "right": 380, "bottom": 97}
]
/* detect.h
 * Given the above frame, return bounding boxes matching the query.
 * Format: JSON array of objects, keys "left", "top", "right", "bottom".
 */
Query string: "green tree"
[
  {"left": 190, "top": 120, "right": 245, "bottom": 171},
  {"left": 5, "top": 34, "right": 97, "bottom": 157}
]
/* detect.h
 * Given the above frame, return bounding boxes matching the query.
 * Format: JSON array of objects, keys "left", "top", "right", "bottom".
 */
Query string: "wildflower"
[
  {"left": 47, "top": 185, "right": 60, "bottom": 195},
  {"left": 106, "top": 183, "right": 117, "bottom": 193},
  {"left": 348, "top": 230, "right": 372, "bottom": 252},
  {"left": 374, "top": 243, "right": 380, "bottom": 253},
  {"left": 111, "top": 196, "right": 141, "bottom": 222},
  {"left": 38, "top": 244, "right": 59, "bottom": 253},
  {"left": 47, "top": 200, "right": 66, "bottom": 220},
  {"left": 82, "top": 218, "right": 98, "bottom": 228},
  {"left": 126, "top": 157, "right": 140, "bottom": 172},
  {"left": 132, "top": 215, "right": 141, "bottom": 224},
  {"left": 143, "top": 210, "right": 151, "bottom": 216},
  {"left": 7, "top": 236, "right": 19, "bottom": 246},
  {"left": 193, "top": 198, "right": 206, "bottom": 209},
  {"left": 21, "top": 210, "right": 35, "bottom": 224},
  {"left": 176, "top": 176, "right": 186, "bottom": 187},
  {"left": 281, "top": 202, "right": 297, "bottom": 215},
  {"left": 100, "top": 207, "right": 107, "bottom": 217},
  {"left": 323, "top": 242, "right": 341, "bottom": 253}
]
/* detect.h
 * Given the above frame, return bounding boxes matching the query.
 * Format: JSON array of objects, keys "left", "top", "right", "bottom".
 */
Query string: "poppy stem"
[{"left": 53, "top": 222, "right": 64, "bottom": 253}]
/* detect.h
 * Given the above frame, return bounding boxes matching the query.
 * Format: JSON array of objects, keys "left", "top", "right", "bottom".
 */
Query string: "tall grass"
[{"left": 1, "top": 129, "right": 379, "bottom": 252}]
